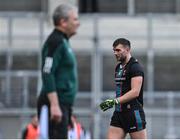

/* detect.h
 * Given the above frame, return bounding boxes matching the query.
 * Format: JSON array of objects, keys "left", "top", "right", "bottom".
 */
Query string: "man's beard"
[{"left": 116, "top": 55, "right": 126, "bottom": 64}]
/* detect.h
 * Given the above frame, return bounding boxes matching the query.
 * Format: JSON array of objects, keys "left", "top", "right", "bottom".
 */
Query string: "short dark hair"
[{"left": 112, "top": 38, "right": 131, "bottom": 49}]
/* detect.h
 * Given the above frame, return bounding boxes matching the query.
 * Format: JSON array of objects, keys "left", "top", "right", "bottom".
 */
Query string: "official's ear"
[{"left": 59, "top": 18, "right": 67, "bottom": 27}]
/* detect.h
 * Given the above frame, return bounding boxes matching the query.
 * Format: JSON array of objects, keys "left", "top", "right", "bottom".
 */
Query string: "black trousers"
[{"left": 37, "top": 94, "right": 72, "bottom": 139}]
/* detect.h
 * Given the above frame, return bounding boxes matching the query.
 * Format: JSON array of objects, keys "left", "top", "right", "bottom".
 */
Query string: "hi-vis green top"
[{"left": 40, "top": 29, "right": 78, "bottom": 105}]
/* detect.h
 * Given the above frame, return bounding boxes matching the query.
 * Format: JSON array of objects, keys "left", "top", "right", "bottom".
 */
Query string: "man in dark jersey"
[
  {"left": 37, "top": 3, "right": 80, "bottom": 139},
  {"left": 100, "top": 38, "right": 147, "bottom": 139}
]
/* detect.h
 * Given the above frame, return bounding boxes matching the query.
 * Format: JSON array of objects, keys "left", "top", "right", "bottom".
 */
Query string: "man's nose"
[{"left": 77, "top": 21, "right": 80, "bottom": 27}]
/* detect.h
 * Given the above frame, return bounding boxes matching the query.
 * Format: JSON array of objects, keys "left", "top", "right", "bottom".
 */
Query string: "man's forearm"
[
  {"left": 47, "top": 92, "right": 59, "bottom": 106},
  {"left": 47, "top": 91, "right": 62, "bottom": 122},
  {"left": 117, "top": 89, "right": 139, "bottom": 104},
  {"left": 118, "top": 76, "right": 142, "bottom": 104}
]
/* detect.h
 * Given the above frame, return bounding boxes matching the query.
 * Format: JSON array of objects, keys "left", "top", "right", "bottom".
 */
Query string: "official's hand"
[
  {"left": 50, "top": 105, "right": 62, "bottom": 122},
  {"left": 99, "top": 98, "right": 119, "bottom": 111}
]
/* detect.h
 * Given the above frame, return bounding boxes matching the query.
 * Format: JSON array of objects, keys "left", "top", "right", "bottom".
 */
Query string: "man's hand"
[
  {"left": 47, "top": 92, "right": 62, "bottom": 122},
  {"left": 99, "top": 98, "right": 119, "bottom": 111},
  {"left": 50, "top": 104, "right": 62, "bottom": 122}
]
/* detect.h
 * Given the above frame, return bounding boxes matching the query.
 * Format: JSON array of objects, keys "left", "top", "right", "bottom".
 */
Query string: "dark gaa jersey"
[
  {"left": 40, "top": 29, "right": 78, "bottom": 105},
  {"left": 115, "top": 57, "right": 144, "bottom": 112}
]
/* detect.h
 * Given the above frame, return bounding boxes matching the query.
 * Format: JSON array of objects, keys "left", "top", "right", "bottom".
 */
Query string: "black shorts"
[
  {"left": 37, "top": 94, "right": 72, "bottom": 139},
  {"left": 110, "top": 108, "right": 146, "bottom": 133}
]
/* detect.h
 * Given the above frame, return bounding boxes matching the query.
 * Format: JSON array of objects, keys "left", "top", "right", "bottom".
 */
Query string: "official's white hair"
[{"left": 53, "top": 3, "right": 78, "bottom": 26}]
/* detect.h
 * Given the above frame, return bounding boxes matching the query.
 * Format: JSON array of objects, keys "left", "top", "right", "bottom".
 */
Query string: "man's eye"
[{"left": 113, "top": 49, "right": 121, "bottom": 52}]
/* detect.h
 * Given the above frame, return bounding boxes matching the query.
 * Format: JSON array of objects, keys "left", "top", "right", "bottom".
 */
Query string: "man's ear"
[
  {"left": 126, "top": 47, "right": 130, "bottom": 52},
  {"left": 59, "top": 19, "right": 67, "bottom": 27}
]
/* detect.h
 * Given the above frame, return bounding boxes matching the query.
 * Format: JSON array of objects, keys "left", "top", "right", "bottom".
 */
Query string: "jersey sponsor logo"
[
  {"left": 115, "top": 82, "right": 121, "bottom": 85},
  {"left": 115, "top": 77, "right": 126, "bottom": 85},
  {"left": 115, "top": 77, "right": 126, "bottom": 81},
  {"left": 43, "top": 57, "right": 53, "bottom": 73}
]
